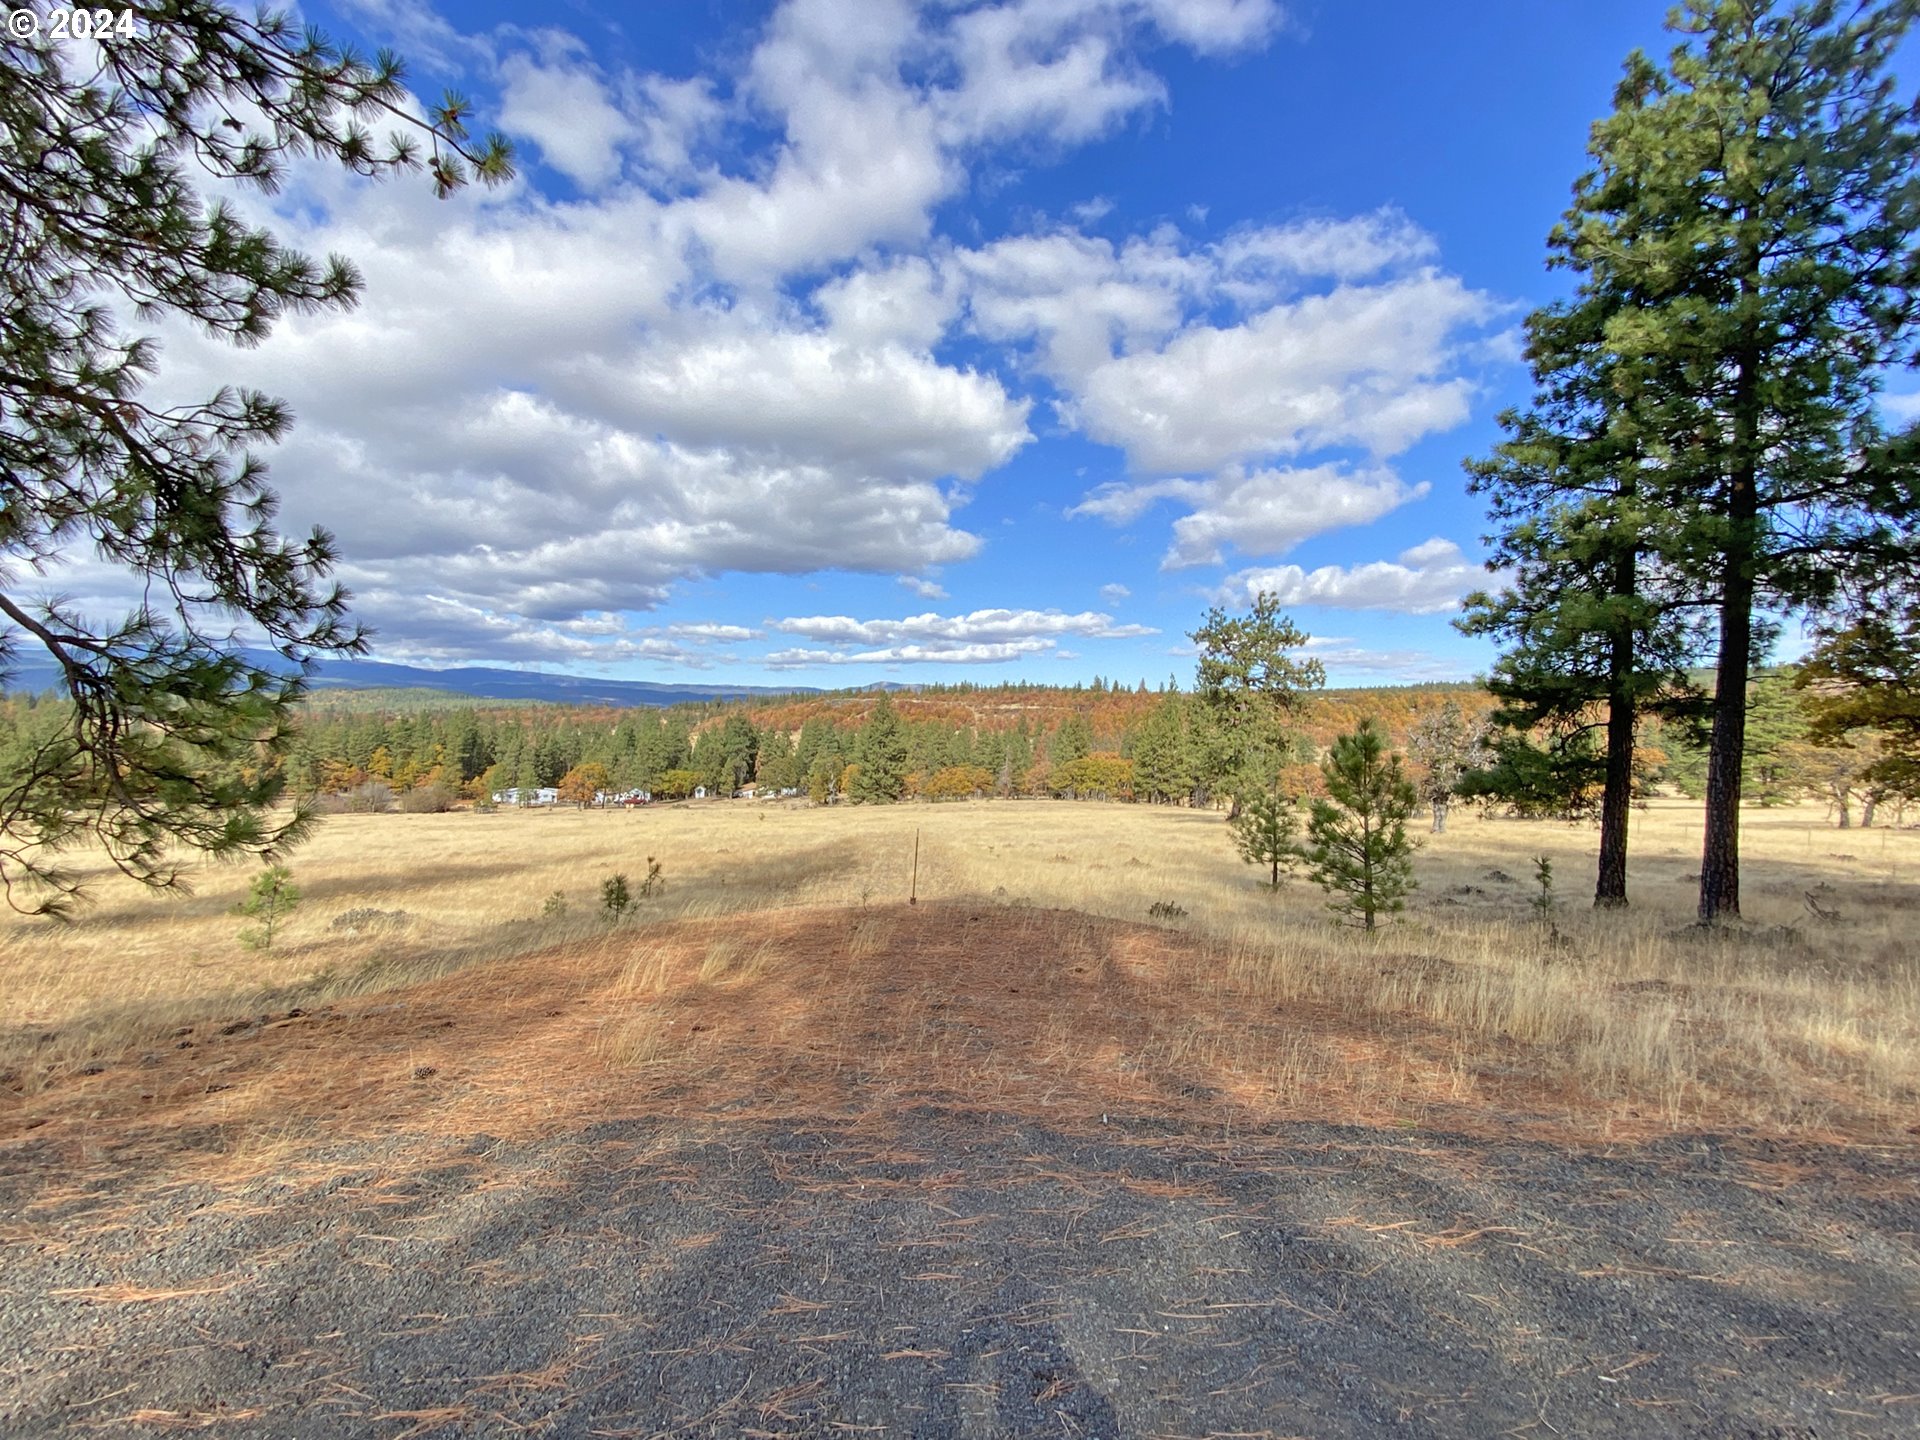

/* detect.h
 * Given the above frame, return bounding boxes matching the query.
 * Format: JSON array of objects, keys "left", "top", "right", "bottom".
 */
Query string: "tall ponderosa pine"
[
  {"left": 0, "top": 6, "right": 511, "bottom": 913},
  {"left": 1547, "top": 0, "right": 1920, "bottom": 920},
  {"left": 1190, "top": 593, "right": 1324, "bottom": 811}
]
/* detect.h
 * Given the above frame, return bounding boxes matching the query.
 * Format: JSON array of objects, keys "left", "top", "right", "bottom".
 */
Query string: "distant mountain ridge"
[{"left": 2, "top": 648, "right": 830, "bottom": 708}]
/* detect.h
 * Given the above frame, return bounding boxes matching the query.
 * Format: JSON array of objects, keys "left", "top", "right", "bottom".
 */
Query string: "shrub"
[
  {"left": 1147, "top": 900, "right": 1188, "bottom": 921},
  {"left": 602, "top": 874, "right": 631, "bottom": 919},
  {"left": 343, "top": 780, "right": 394, "bottom": 813},
  {"left": 638, "top": 857, "right": 664, "bottom": 897},
  {"left": 542, "top": 890, "right": 568, "bottom": 919},
  {"left": 398, "top": 783, "right": 457, "bottom": 813}
]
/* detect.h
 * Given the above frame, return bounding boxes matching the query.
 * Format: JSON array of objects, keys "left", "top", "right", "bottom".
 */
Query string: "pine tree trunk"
[
  {"left": 1700, "top": 347, "right": 1762, "bottom": 924},
  {"left": 1862, "top": 793, "right": 1877, "bottom": 828},
  {"left": 1596, "top": 551, "right": 1637, "bottom": 909}
]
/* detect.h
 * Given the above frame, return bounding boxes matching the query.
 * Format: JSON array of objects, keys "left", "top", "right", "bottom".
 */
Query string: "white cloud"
[
  {"left": 1073, "top": 270, "right": 1490, "bottom": 472},
  {"left": 1213, "top": 211, "right": 1436, "bottom": 286},
  {"left": 1073, "top": 464, "right": 1426, "bottom": 569},
  {"left": 898, "top": 575, "right": 950, "bottom": 600},
  {"left": 498, "top": 36, "right": 636, "bottom": 188},
  {"left": 771, "top": 608, "right": 1155, "bottom": 644},
  {"left": 1222, "top": 537, "right": 1489, "bottom": 614},
  {"left": 350, "top": 592, "right": 717, "bottom": 668},
  {"left": 666, "top": 623, "right": 760, "bottom": 643},
  {"left": 1296, "top": 644, "right": 1472, "bottom": 682},
  {"left": 766, "top": 640, "right": 1056, "bottom": 668},
  {"left": 1882, "top": 389, "right": 1920, "bottom": 424},
  {"left": 815, "top": 257, "right": 957, "bottom": 350},
  {"left": 762, "top": 605, "right": 1159, "bottom": 672},
  {"left": 1099, "top": 582, "right": 1131, "bottom": 604},
  {"left": 55, "top": 0, "right": 1518, "bottom": 674}
]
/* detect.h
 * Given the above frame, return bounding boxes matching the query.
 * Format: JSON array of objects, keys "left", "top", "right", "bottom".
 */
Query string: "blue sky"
[{"left": 131, "top": 0, "right": 1909, "bottom": 686}]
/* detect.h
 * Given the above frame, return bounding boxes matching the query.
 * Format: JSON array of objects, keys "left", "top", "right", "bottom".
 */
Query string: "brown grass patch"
[
  {"left": 1, "top": 797, "right": 1914, "bottom": 1175},
  {"left": 3, "top": 889, "right": 1913, "bottom": 1205}
]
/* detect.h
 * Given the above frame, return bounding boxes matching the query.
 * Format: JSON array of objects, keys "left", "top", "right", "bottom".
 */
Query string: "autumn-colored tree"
[
  {"left": 924, "top": 765, "right": 991, "bottom": 800},
  {"left": 1050, "top": 755, "right": 1135, "bottom": 801},
  {"left": 557, "top": 761, "right": 611, "bottom": 808},
  {"left": 655, "top": 768, "right": 701, "bottom": 799}
]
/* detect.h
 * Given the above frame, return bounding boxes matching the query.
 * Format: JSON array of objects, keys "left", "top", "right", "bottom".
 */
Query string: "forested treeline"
[
  {"left": 262, "top": 681, "right": 1505, "bottom": 808},
  {"left": 0, "top": 668, "right": 1874, "bottom": 823}
]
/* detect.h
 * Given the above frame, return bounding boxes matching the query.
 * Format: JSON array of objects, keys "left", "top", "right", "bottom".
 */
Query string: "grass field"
[{"left": 2, "top": 796, "right": 1916, "bottom": 1139}]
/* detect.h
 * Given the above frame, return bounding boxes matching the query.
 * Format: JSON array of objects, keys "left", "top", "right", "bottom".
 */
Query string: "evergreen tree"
[
  {"left": 1542, "top": 0, "right": 1920, "bottom": 920},
  {"left": 1051, "top": 712, "right": 1094, "bottom": 765},
  {"left": 1129, "top": 693, "right": 1196, "bottom": 804},
  {"left": 1190, "top": 594, "right": 1324, "bottom": 811},
  {"left": 0, "top": 8, "right": 510, "bottom": 913},
  {"left": 1460, "top": 387, "right": 1705, "bottom": 902},
  {"left": 851, "top": 694, "right": 908, "bottom": 803},
  {"left": 1229, "top": 788, "right": 1301, "bottom": 890},
  {"left": 1798, "top": 591, "right": 1920, "bottom": 801},
  {"left": 1304, "top": 720, "right": 1419, "bottom": 931}
]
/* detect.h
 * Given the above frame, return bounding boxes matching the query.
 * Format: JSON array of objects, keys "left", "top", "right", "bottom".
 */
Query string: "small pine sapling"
[
  {"left": 542, "top": 890, "right": 568, "bottom": 919},
  {"left": 602, "top": 874, "right": 632, "bottom": 919},
  {"left": 1304, "top": 720, "right": 1419, "bottom": 931},
  {"left": 233, "top": 866, "right": 300, "bottom": 951},
  {"left": 1229, "top": 787, "right": 1301, "bottom": 890},
  {"left": 1531, "top": 855, "right": 1555, "bottom": 921}
]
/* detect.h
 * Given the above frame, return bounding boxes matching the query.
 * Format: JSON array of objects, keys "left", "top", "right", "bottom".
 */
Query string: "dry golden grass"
[{"left": 1, "top": 795, "right": 1915, "bottom": 1139}]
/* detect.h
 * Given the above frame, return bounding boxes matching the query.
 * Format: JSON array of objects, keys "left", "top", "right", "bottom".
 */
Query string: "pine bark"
[
  {"left": 1699, "top": 340, "right": 1762, "bottom": 924},
  {"left": 1595, "top": 542, "right": 1636, "bottom": 908}
]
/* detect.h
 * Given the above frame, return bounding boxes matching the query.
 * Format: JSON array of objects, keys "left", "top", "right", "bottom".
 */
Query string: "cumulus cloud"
[
  {"left": 498, "top": 36, "right": 636, "bottom": 188},
  {"left": 1222, "top": 537, "right": 1489, "bottom": 614},
  {"left": 1073, "top": 464, "right": 1426, "bottom": 569},
  {"left": 1072, "top": 271, "right": 1490, "bottom": 472},
  {"left": 760, "top": 606, "right": 1157, "bottom": 670},
  {"left": 771, "top": 608, "right": 1156, "bottom": 644},
  {"left": 962, "top": 209, "right": 1494, "bottom": 569},
  {"left": 766, "top": 640, "right": 1056, "bottom": 668},
  {"left": 347, "top": 592, "right": 717, "bottom": 669},
  {"left": 46, "top": 0, "right": 1515, "bottom": 673},
  {"left": 1099, "top": 582, "right": 1131, "bottom": 604},
  {"left": 1293, "top": 642, "right": 1474, "bottom": 682}
]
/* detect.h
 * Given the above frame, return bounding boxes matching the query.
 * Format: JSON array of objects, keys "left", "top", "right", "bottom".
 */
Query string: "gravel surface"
[{"left": 3, "top": 1110, "right": 1916, "bottom": 1438}]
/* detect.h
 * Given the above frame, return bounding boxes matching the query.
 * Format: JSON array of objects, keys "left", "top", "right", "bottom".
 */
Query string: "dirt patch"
[{"left": 1, "top": 904, "right": 1916, "bottom": 1437}]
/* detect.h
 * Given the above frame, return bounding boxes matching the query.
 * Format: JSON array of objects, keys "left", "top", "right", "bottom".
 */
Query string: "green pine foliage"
[
  {"left": 1524, "top": 0, "right": 1920, "bottom": 920},
  {"left": 1229, "top": 789, "right": 1301, "bottom": 891},
  {"left": 1304, "top": 721, "right": 1419, "bottom": 931},
  {"left": 0, "top": 9, "right": 511, "bottom": 915},
  {"left": 850, "top": 694, "right": 908, "bottom": 803},
  {"left": 1190, "top": 594, "right": 1324, "bottom": 802},
  {"left": 233, "top": 866, "right": 301, "bottom": 952}
]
